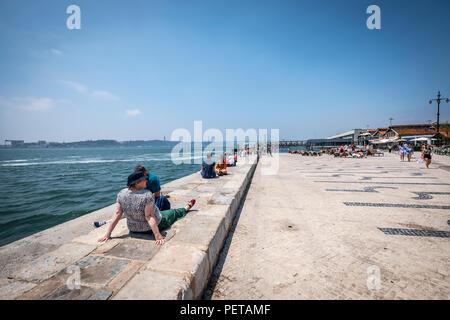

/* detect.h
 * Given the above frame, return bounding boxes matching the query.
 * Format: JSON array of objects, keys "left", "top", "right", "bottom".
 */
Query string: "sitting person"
[
  {"left": 98, "top": 171, "right": 195, "bottom": 245},
  {"left": 215, "top": 154, "right": 228, "bottom": 176},
  {"left": 201, "top": 153, "right": 216, "bottom": 178},
  {"left": 227, "top": 153, "right": 235, "bottom": 167},
  {"left": 134, "top": 165, "right": 171, "bottom": 211}
]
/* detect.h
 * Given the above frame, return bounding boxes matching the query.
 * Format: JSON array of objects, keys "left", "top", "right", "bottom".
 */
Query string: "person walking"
[
  {"left": 406, "top": 144, "right": 413, "bottom": 162},
  {"left": 423, "top": 144, "right": 433, "bottom": 169},
  {"left": 398, "top": 143, "right": 405, "bottom": 162}
]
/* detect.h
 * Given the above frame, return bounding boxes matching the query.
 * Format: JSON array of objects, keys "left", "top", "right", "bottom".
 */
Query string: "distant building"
[
  {"left": 4, "top": 140, "right": 25, "bottom": 147},
  {"left": 357, "top": 129, "right": 377, "bottom": 146},
  {"left": 384, "top": 124, "right": 436, "bottom": 140},
  {"left": 369, "top": 124, "right": 438, "bottom": 146},
  {"left": 371, "top": 128, "right": 389, "bottom": 140},
  {"left": 37, "top": 140, "right": 48, "bottom": 148},
  {"left": 303, "top": 129, "right": 362, "bottom": 148},
  {"left": 305, "top": 138, "right": 355, "bottom": 148},
  {"left": 326, "top": 129, "right": 362, "bottom": 143}
]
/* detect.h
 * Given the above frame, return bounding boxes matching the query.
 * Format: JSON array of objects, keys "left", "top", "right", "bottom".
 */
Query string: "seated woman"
[
  {"left": 201, "top": 153, "right": 216, "bottom": 179},
  {"left": 224, "top": 152, "right": 229, "bottom": 166},
  {"left": 215, "top": 154, "right": 228, "bottom": 176},
  {"left": 98, "top": 171, "right": 195, "bottom": 245},
  {"left": 227, "top": 153, "right": 235, "bottom": 167}
]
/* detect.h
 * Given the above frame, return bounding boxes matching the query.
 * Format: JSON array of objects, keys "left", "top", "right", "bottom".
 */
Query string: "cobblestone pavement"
[{"left": 206, "top": 153, "right": 450, "bottom": 299}]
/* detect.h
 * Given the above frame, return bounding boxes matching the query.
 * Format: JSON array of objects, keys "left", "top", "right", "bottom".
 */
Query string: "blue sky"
[{"left": 0, "top": 0, "right": 449, "bottom": 142}]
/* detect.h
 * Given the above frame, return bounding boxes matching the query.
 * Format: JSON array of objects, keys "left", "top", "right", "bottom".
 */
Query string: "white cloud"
[
  {"left": 59, "top": 82, "right": 120, "bottom": 103},
  {"left": 51, "top": 49, "right": 62, "bottom": 55},
  {"left": 0, "top": 96, "right": 62, "bottom": 111},
  {"left": 92, "top": 90, "right": 120, "bottom": 101},
  {"left": 126, "top": 109, "right": 141, "bottom": 116},
  {"left": 60, "top": 80, "right": 88, "bottom": 93}
]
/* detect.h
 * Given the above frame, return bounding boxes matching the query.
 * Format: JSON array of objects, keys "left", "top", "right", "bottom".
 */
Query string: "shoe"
[{"left": 186, "top": 199, "right": 196, "bottom": 211}]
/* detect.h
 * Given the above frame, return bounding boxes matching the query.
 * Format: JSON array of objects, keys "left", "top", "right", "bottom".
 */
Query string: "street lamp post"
[{"left": 429, "top": 91, "right": 449, "bottom": 146}]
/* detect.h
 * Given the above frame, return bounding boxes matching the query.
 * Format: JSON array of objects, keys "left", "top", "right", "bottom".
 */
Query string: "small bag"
[{"left": 417, "top": 157, "right": 423, "bottom": 164}]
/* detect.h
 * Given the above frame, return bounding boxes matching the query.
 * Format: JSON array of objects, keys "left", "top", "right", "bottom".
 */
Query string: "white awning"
[
  {"left": 370, "top": 138, "right": 397, "bottom": 144},
  {"left": 403, "top": 135, "right": 434, "bottom": 140},
  {"left": 410, "top": 137, "right": 436, "bottom": 142}
]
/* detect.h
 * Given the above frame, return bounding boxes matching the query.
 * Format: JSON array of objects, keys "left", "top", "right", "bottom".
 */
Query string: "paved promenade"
[{"left": 206, "top": 153, "right": 450, "bottom": 299}]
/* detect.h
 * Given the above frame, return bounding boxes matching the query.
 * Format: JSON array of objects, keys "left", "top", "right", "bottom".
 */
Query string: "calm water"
[{"left": 0, "top": 146, "right": 203, "bottom": 246}]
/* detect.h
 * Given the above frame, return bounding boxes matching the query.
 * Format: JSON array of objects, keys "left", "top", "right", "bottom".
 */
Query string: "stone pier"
[{"left": 0, "top": 155, "right": 258, "bottom": 300}]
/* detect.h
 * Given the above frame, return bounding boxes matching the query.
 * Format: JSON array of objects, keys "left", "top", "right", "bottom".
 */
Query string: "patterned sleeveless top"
[{"left": 116, "top": 188, "right": 162, "bottom": 232}]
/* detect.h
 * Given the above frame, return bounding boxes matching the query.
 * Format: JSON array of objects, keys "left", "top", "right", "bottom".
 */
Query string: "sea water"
[{"left": 0, "top": 146, "right": 204, "bottom": 246}]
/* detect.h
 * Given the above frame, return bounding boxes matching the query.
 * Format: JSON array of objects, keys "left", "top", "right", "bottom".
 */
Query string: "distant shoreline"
[
  {"left": 0, "top": 140, "right": 272, "bottom": 149},
  {"left": 0, "top": 139, "right": 179, "bottom": 149}
]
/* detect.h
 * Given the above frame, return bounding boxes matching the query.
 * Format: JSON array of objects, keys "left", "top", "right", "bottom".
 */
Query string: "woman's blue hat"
[{"left": 127, "top": 171, "right": 148, "bottom": 186}]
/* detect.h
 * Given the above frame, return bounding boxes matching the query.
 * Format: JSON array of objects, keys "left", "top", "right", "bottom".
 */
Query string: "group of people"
[
  {"left": 398, "top": 143, "right": 433, "bottom": 168},
  {"left": 398, "top": 143, "right": 414, "bottom": 162},
  {"left": 338, "top": 144, "right": 364, "bottom": 157},
  {"left": 98, "top": 165, "right": 196, "bottom": 245},
  {"left": 201, "top": 149, "right": 248, "bottom": 178},
  {"left": 325, "top": 145, "right": 372, "bottom": 158}
]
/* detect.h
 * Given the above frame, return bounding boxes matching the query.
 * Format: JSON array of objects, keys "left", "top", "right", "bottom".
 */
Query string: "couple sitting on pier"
[
  {"left": 201, "top": 152, "right": 238, "bottom": 178},
  {"left": 98, "top": 165, "right": 196, "bottom": 245}
]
